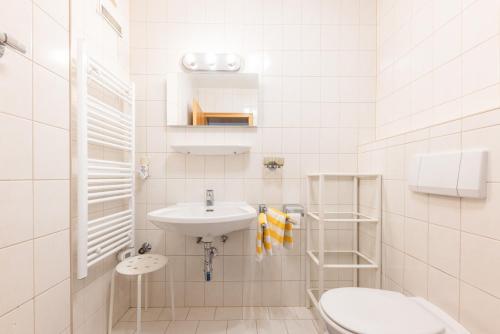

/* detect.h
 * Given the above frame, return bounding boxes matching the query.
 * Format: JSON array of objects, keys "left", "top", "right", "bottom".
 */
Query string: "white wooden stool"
[{"left": 108, "top": 254, "right": 175, "bottom": 333}]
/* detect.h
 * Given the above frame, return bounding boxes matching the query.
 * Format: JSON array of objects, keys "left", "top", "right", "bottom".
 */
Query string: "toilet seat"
[{"left": 319, "top": 288, "right": 446, "bottom": 334}]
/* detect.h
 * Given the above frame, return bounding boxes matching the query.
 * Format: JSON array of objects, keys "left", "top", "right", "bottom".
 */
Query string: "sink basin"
[{"left": 147, "top": 202, "right": 257, "bottom": 241}]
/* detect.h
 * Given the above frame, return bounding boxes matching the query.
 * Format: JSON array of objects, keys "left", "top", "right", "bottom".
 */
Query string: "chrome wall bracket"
[{"left": 0, "top": 32, "right": 27, "bottom": 58}]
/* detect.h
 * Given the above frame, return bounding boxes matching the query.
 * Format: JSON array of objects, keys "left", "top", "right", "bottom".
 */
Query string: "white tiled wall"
[
  {"left": 130, "top": 0, "right": 377, "bottom": 307},
  {"left": 359, "top": 1, "right": 500, "bottom": 332},
  {"left": 70, "top": 1, "right": 132, "bottom": 333},
  {"left": 0, "top": 0, "right": 71, "bottom": 333},
  {"left": 376, "top": 0, "right": 500, "bottom": 139},
  {"left": 359, "top": 108, "right": 500, "bottom": 333}
]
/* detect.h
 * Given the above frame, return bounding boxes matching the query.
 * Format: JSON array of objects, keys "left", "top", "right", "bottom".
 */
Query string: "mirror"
[{"left": 166, "top": 72, "right": 259, "bottom": 127}]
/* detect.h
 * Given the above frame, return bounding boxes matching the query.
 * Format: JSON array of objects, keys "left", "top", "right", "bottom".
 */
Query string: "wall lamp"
[{"left": 182, "top": 52, "right": 242, "bottom": 72}]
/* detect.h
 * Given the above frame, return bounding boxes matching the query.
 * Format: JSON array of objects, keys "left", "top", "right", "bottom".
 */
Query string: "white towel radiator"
[{"left": 77, "top": 40, "right": 135, "bottom": 279}]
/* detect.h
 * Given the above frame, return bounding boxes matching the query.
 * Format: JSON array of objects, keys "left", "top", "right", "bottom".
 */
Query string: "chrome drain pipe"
[{"left": 203, "top": 242, "right": 217, "bottom": 281}]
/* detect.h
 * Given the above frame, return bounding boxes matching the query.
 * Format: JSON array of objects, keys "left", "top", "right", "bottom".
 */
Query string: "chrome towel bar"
[{"left": 0, "top": 32, "right": 27, "bottom": 56}]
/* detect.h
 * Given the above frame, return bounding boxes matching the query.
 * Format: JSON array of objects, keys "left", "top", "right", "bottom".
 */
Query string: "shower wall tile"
[
  {"left": 0, "top": 51, "right": 33, "bottom": 119},
  {"left": 0, "top": 241, "right": 34, "bottom": 315},
  {"left": 33, "top": 123, "right": 70, "bottom": 179},
  {"left": 34, "top": 230, "right": 70, "bottom": 295},
  {"left": 0, "top": 181, "right": 33, "bottom": 248},
  {"left": 0, "top": 113, "right": 33, "bottom": 179},
  {"left": 0, "top": 1, "right": 71, "bottom": 332},
  {"left": 33, "top": 6, "right": 69, "bottom": 80}
]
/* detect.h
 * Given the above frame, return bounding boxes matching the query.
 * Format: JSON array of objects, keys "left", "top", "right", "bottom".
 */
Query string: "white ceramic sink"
[{"left": 147, "top": 202, "right": 257, "bottom": 241}]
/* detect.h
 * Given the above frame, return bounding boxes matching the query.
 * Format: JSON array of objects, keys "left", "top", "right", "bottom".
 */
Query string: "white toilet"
[{"left": 319, "top": 288, "right": 470, "bottom": 334}]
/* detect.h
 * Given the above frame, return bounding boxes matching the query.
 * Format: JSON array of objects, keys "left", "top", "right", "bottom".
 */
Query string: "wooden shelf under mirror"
[{"left": 192, "top": 99, "right": 254, "bottom": 126}]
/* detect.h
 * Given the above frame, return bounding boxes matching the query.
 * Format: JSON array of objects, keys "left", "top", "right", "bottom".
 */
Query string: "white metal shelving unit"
[
  {"left": 305, "top": 173, "right": 382, "bottom": 308},
  {"left": 77, "top": 40, "right": 136, "bottom": 279}
]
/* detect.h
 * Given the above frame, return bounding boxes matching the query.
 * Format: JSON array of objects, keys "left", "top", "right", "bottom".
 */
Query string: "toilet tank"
[{"left": 410, "top": 297, "right": 470, "bottom": 334}]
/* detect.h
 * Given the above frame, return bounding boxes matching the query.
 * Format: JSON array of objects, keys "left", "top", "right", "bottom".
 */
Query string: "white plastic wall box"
[{"left": 408, "top": 150, "right": 488, "bottom": 199}]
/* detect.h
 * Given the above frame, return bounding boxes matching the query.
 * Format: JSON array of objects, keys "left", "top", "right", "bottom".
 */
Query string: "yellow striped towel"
[
  {"left": 267, "top": 208, "right": 294, "bottom": 249},
  {"left": 284, "top": 213, "right": 295, "bottom": 250},
  {"left": 256, "top": 212, "right": 272, "bottom": 261}
]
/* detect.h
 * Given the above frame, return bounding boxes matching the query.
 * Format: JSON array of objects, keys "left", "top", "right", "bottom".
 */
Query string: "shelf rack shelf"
[{"left": 305, "top": 173, "right": 382, "bottom": 308}]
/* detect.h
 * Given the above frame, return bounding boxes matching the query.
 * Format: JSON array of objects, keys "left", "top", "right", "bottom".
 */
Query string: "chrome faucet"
[{"left": 206, "top": 189, "right": 214, "bottom": 207}]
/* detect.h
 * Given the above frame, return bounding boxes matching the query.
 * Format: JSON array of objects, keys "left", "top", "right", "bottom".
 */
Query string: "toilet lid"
[{"left": 319, "top": 288, "right": 446, "bottom": 334}]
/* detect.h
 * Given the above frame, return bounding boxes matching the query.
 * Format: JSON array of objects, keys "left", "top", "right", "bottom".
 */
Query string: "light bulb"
[
  {"left": 226, "top": 54, "right": 237, "bottom": 69},
  {"left": 184, "top": 53, "right": 197, "bottom": 69},
  {"left": 205, "top": 53, "right": 217, "bottom": 69}
]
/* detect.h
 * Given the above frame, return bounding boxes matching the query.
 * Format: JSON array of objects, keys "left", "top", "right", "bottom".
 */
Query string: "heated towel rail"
[{"left": 77, "top": 40, "right": 135, "bottom": 279}]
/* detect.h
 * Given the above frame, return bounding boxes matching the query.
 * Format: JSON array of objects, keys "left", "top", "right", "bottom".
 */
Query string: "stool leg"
[
  {"left": 108, "top": 270, "right": 116, "bottom": 334},
  {"left": 168, "top": 263, "right": 175, "bottom": 320},
  {"left": 145, "top": 274, "right": 149, "bottom": 311},
  {"left": 137, "top": 274, "right": 142, "bottom": 334}
]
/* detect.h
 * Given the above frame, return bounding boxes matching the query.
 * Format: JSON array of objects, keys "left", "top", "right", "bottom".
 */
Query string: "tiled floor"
[{"left": 113, "top": 307, "right": 323, "bottom": 334}]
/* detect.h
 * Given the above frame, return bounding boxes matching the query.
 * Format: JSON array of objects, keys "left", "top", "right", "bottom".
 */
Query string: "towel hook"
[{"left": 0, "top": 32, "right": 27, "bottom": 58}]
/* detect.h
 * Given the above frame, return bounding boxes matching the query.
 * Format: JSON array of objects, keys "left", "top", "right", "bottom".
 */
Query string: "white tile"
[
  {"left": 0, "top": 300, "right": 34, "bottom": 334},
  {"left": 159, "top": 307, "right": 190, "bottom": 321},
  {"left": 121, "top": 308, "right": 162, "bottom": 322},
  {"left": 242, "top": 282, "right": 262, "bottom": 307},
  {"left": 223, "top": 257, "right": 243, "bottom": 281},
  {"left": 165, "top": 320, "right": 198, "bottom": 334},
  {"left": 461, "top": 232, "right": 500, "bottom": 298},
  {"left": 242, "top": 307, "right": 269, "bottom": 320},
  {"left": 428, "top": 195, "right": 460, "bottom": 229},
  {"left": 462, "top": 0, "right": 500, "bottom": 51},
  {"left": 33, "top": 124, "right": 69, "bottom": 179},
  {"left": 428, "top": 267, "right": 459, "bottom": 320},
  {"left": 256, "top": 320, "right": 287, "bottom": 334},
  {"left": 382, "top": 213, "right": 404, "bottom": 251},
  {"left": 0, "top": 241, "right": 33, "bottom": 315},
  {"left": 227, "top": 320, "right": 257, "bottom": 334},
  {"left": 432, "top": 17, "right": 461, "bottom": 67},
  {"left": 196, "top": 320, "right": 227, "bottom": 334},
  {"left": 34, "top": 0, "right": 69, "bottom": 29},
  {"left": 205, "top": 282, "right": 224, "bottom": 307},
  {"left": 284, "top": 320, "right": 318, "bottom": 334},
  {"left": 269, "top": 307, "right": 297, "bottom": 320},
  {"left": 187, "top": 308, "right": 216, "bottom": 321},
  {"left": 292, "top": 307, "right": 316, "bottom": 320},
  {"left": 223, "top": 283, "right": 243, "bottom": 306},
  {"left": 147, "top": 0, "right": 169, "bottom": 22},
  {"left": 261, "top": 282, "right": 281, "bottom": 306},
  {"left": 34, "top": 230, "right": 69, "bottom": 294},
  {"left": 33, "top": 64, "right": 68, "bottom": 129},
  {"left": 34, "top": 279, "right": 70, "bottom": 334},
  {"left": 0, "top": 51, "right": 33, "bottom": 119},
  {"left": 460, "top": 282, "right": 500, "bottom": 334},
  {"left": 462, "top": 37, "right": 500, "bottom": 96},
  {"left": 404, "top": 218, "right": 428, "bottom": 262},
  {"left": 462, "top": 183, "right": 500, "bottom": 240},
  {"left": 34, "top": 180, "right": 69, "bottom": 237},
  {"left": 33, "top": 6, "right": 69, "bottom": 79},
  {"left": 0, "top": 181, "right": 33, "bottom": 248},
  {"left": 428, "top": 224, "right": 460, "bottom": 277},
  {"left": 0, "top": 114, "right": 32, "bottom": 180},
  {"left": 403, "top": 255, "right": 427, "bottom": 298}
]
